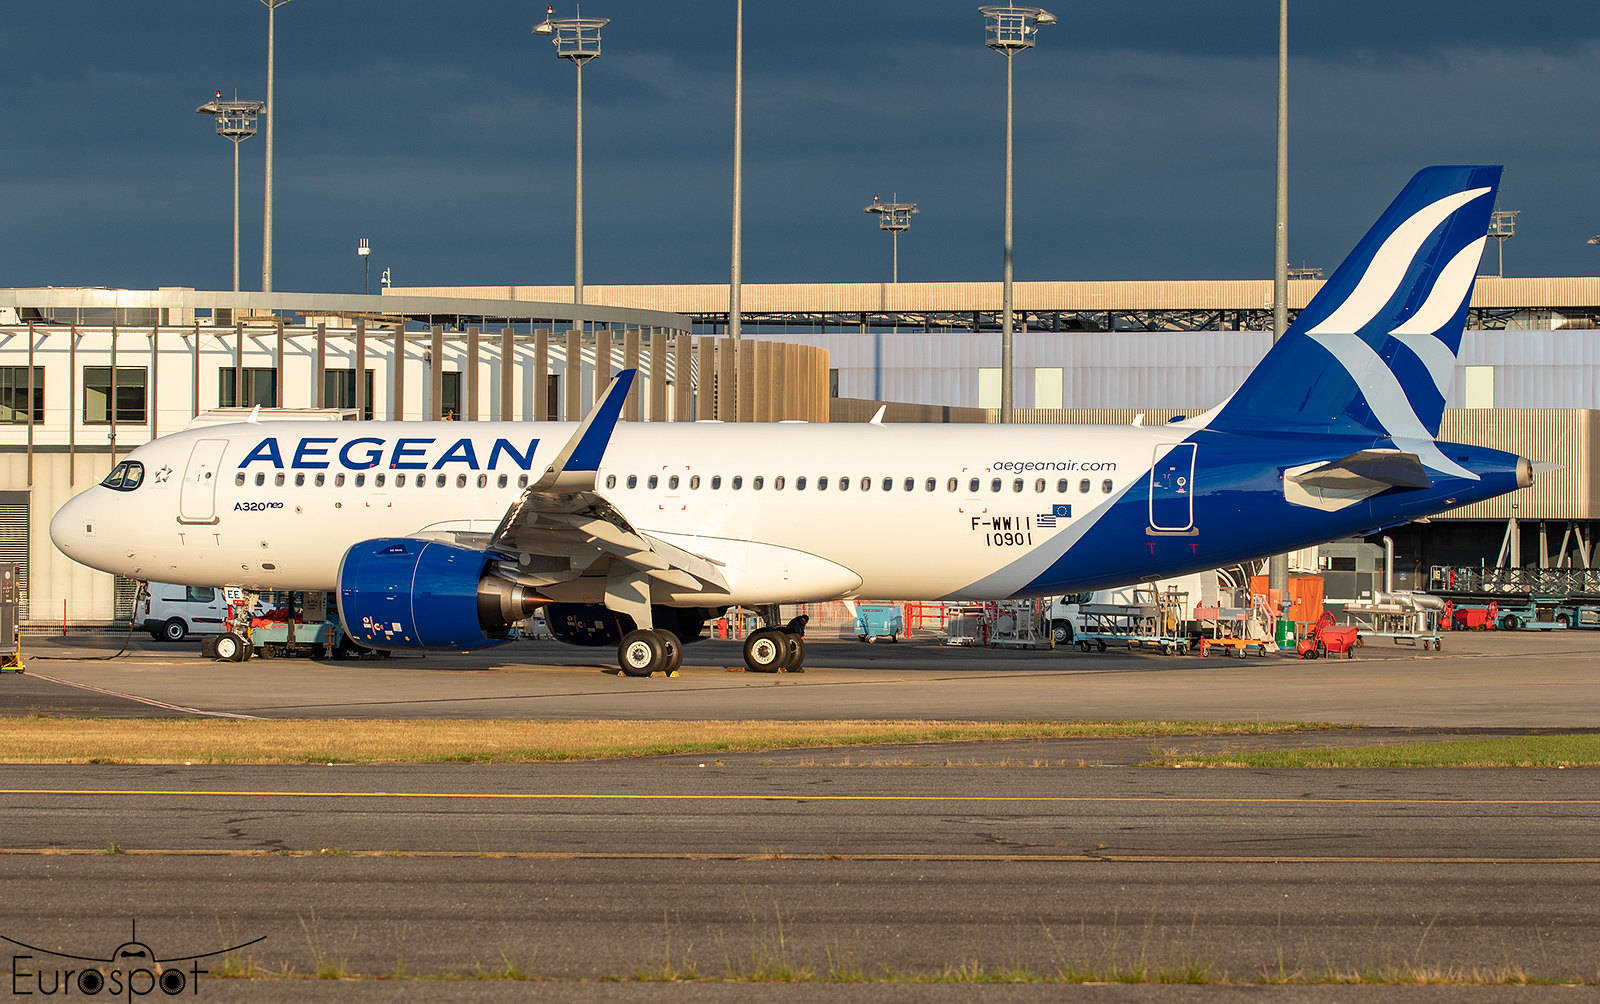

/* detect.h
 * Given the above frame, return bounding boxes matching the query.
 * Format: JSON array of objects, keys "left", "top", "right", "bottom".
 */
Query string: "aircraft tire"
[
  {"left": 618, "top": 630, "right": 664, "bottom": 678},
  {"left": 658, "top": 632, "right": 683, "bottom": 675},
  {"left": 215, "top": 632, "right": 244, "bottom": 663},
  {"left": 783, "top": 633, "right": 806, "bottom": 672},
  {"left": 743, "top": 629, "right": 789, "bottom": 673}
]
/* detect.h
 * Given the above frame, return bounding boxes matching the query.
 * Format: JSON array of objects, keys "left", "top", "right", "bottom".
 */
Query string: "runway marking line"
[
  {"left": 21, "top": 670, "right": 261, "bottom": 720},
  {"left": 3, "top": 788, "right": 1599, "bottom": 806},
  {"left": 0, "top": 848, "right": 1597, "bottom": 865}
]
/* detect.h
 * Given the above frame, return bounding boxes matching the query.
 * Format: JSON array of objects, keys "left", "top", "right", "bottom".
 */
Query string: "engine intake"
[{"left": 338, "top": 538, "right": 544, "bottom": 650}]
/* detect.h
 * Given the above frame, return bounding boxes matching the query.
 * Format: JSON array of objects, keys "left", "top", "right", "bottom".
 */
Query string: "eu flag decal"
[{"left": 1037, "top": 504, "right": 1070, "bottom": 527}]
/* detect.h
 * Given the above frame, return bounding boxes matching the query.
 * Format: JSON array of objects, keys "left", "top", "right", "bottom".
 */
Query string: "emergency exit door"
[
  {"left": 1148, "top": 443, "right": 1197, "bottom": 534},
  {"left": 179, "top": 439, "right": 229, "bottom": 524}
]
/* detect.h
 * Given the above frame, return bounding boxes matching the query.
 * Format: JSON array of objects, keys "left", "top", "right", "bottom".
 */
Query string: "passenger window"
[
  {"left": 883, "top": 477, "right": 894, "bottom": 492},
  {"left": 254, "top": 472, "right": 265, "bottom": 486},
  {"left": 605, "top": 475, "right": 616, "bottom": 489},
  {"left": 334, "top": 473, "right": 346, "bottom": 487},
  {"left": 711, "top": 475, "right": 722, "bottom": 489},
  {"left": 753, "top": 476, "right": 764, "bottom": 490},
  {"left": 374, "top": 473, "right": 385, "bottom": 487},
  {"left": 990, "top": 479, "right": 1001, "bottom": 492},
  {"left": 732, "top": 476, "right": 743, "bottom": 490},
  {"left": 1034, "top": 479, "right": 1045, "bottom": 492},
  {"left": 274, "top": 472, "right": 285, "bottom": 487},
  {"left": 861, "top": 477, "right": 871, "bottom": 491},
  {"left": 668, "top": 475, "right": 679, "bottom": 490},
  {"left": 817, "top": 476, "right": 828, "bottom": 490},
  {"left": 519, "top": 474, "right": 529, "bottom": 488},
  {"left": 1102, "top": 479, "right": 1113, "bottom": 493},
  {"left": 437, "top": 474, "right": 447, "bottom": 487},
  {"left": 648, "top": 475, "right": 659, "bottom": 489},
  {"left": 796, "top": 476, "right": 807, "bottom": 490},
  {"left": 1079, "top": 479, "right": 1090, "bottom": 493},
  {"left": 690, "top": 475, "right": 701, "bottom": 489},
  {"left": 1012, "top": 479, "right": 1023, "bottom": 492},
  {"left": 839, "top": 477, "right": 849, "bottom": 492},
  {"left": 315, "top": 473, "right": 326, "bottom": 487},
  {"left": 1057, "top": 479, "right": 1068, "bottom": 492},
  {"left": 354, "top": 473, "right": 366, "bottom": 487},
  {"left": 498, "top": 474, "right": 508, "bottom": 489},
  {"left": 899, "top": 478, "right": 910, "bottom": 491},
  {"left": 456, "top": 474, "right": 468, "bottom": 488},
  {"left": 395, "top": 474, "right": 406, "bottom": 487},
  {"left": 235, "top": 472, "right": 246, "bottom": 487},
  {"left": 947, "top": 478, "right": 958, "bottom": 492},
  {"left": 295, "top": 472, "right": 305, "bottom": 487},
  {"left": 925, "top": 478, "right": 936, "bottom": 491},
  {"left": 968, "top": 478, "right": 979, "bottom": 493},
  {"left": 774, "top": 476, "right": 784, "bottom": 490},
  {"left": 627, "top": 475, "right": 637, "bottom": 489},
  {"left": 477, "top": 474, "right": 488, "bottom": 488}
]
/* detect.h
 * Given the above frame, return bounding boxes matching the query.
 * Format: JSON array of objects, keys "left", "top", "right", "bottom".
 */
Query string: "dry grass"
[{"left": 0, "top": 718, "right": 1336, "bottom": 765}]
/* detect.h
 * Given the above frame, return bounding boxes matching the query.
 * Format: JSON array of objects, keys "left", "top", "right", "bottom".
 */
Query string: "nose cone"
[{"left": 50, "top": 492, "right": 103, "bottom": 568}]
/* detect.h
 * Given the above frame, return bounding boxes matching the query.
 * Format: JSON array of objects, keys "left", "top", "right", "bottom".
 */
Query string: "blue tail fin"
[{"left": 1210, "top": 166, "right": 1501, "bottom": 447}]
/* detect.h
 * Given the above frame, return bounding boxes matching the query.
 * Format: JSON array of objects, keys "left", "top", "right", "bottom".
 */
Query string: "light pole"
[
  {"left": 260, "top": 0, "right": 292, "bottom": 294},
  {"left": 864, "top": 194, "right": 918, "bottom": 283},
  {"left": 535, "top": 5, "right": 608, "bottom": 308},
  {"left": 980, "top": 6, "right": 1055, "bottom": 424},
  {"left": 1268, "top": 0, "right": 1290, "bottom": 604},
  {"left": 730, "top": 0, "right": 744, "bottom": 420},
  {"left": 357, "top": 238, "right": 371, "bottom": 295},
  {"left": 196, "top": 91, "right": 264, "bottom": 293}
]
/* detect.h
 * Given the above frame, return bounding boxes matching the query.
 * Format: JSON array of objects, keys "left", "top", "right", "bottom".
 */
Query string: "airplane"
[{"left": 51, "top": 165, "right": 1533, "bottom": 676}]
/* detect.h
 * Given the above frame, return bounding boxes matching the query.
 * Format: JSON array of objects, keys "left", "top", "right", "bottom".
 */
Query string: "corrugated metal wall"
[{"left": 780, "top": 329, "right": 1600, "bottom": 411}]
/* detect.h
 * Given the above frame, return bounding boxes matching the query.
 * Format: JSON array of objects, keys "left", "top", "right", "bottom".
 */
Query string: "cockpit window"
[{"left": 100, "top": 461, "right": 144, "bottom": 492}]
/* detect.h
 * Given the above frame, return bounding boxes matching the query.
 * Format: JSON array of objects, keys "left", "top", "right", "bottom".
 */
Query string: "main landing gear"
[
  {"left": 617, "top": 629, "right": 683, "bottom": 678},
  {"left": 742, "top": 606, "right": 806, "bottom": 674}
]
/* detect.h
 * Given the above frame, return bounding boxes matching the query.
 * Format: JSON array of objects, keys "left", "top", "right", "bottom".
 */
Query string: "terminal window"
[
  {"left": 323, "top": 369, "right": 375, "bottom": 420},
  {"left": 82, "top": 366, "right": 146, "bottom": 425},
  {"left": 219, "top": 367, "right": 278, "bottom": 408},
  {"left": 0, "top": 366, "right": 44, "bottom": 424}
]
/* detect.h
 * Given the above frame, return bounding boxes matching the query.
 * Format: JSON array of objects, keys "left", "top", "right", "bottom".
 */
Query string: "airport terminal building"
[{"left": 1, "top": 278, "right": 1595, "bottom": 623}]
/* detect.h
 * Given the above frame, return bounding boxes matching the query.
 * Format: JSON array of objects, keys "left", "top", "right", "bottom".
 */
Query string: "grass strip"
[
  {"left": 1147, "top": 733, "right": 1600, "bottom": 768},
  {"left": 0, "top": 717, "right": 1336, "bottom": 764}
]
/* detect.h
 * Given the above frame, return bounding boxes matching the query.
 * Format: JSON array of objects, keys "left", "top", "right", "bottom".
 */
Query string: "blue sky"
[{"left": 3, "top": 1, "right": 1597, "bottom": 292}]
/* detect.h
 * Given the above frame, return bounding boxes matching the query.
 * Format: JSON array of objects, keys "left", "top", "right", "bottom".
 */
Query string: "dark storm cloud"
[{"left": 2, "top": 2, "right": 1596, "bottom": 291}]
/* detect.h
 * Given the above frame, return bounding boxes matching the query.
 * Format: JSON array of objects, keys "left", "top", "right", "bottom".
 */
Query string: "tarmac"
[{"left": 2, "top": 628, "right": 1599, "bottom": 998}]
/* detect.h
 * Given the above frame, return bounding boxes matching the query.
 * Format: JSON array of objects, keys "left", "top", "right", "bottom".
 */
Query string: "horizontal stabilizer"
[
  {"left": 1290, "top": 449, "right": 1432, "bottom": 491},
  {"left": 1283, "top": 449, "right": 1430, "bottom": 513}
]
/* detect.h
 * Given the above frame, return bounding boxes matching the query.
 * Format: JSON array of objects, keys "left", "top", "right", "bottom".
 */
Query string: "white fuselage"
[{"left": 53, "top": 419, "right": 1172, "bottom": 603}]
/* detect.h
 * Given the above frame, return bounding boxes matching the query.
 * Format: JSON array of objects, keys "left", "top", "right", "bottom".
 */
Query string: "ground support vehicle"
[
  {"left": 1563, "top": 603, "right": 1600, "bottom": 629},
  {"left": 247, "top": 618, "right": 343, "bottom": 659},
  {"left": 990, "top": 599, "right": 1052, "bottom": 649},
  {"left": 1198, "top": 637, "right": 1272, "bottom": 659},
  {"left": 1443, "top": 601, "right": 1497, "bottom": 631},
  {"left": 1296, "top": 612, "right": 1359, "bottom": 659},
  {"left": 854, "top": 605, "right": 903, "bottom": 643},
  {"left": 1074, "top": 601, "right": 1189, "bottom": 656},
  {"left": 1494, "top": 598, "right": 1570, "bottom": 631},
  {"left": 1343, "top": 591, "right": 1444, "bottom": 651}
]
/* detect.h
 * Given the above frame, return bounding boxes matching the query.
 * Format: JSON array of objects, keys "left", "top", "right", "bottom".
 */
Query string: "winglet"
[
  {"left": 869, "top": 405, "right": 886, "bottom": 425},
  {"left": 534, "top": 369, "right": 635, "bottom": 492}
]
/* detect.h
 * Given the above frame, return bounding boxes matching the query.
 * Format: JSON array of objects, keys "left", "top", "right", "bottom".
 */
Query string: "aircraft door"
[
  {"left": 178, "top": 439, "right": 230, "bottom": 525},
  {"left": 1147, "top": 443, "right": 1197, "bottom": 534}
]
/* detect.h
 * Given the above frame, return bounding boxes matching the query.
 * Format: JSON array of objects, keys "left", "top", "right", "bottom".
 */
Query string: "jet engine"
[
  {"left": 546, "top": 602, "right": 719, "bottom": 648},
  {"left": 337, "top": 538, "right": 544, "bottom": 650}
]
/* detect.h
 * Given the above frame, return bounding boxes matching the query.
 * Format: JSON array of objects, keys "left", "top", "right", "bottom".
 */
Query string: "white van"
[{"left": 141, "top": 583, "right": 232, "bottom": 642}]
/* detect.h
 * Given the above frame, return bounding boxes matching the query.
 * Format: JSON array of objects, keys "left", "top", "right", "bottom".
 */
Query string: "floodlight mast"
[
  {"left": 536, "top": 5, "right": 608, "bottom": 309},
  {"left": 980, "top": 5, "right": 1054, "bottom": 424},
  {"left": 864, "top": 195, "right": 918, "bottom": 283},
  {"left": 196, "top": 91, "right": 265, "bottom": 293},
  {"left": 1488, "top": 209, "right": 1519, "bottom": 278}
]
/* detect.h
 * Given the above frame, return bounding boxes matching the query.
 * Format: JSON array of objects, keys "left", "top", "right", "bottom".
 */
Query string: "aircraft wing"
[{"left": 485, "top": 370, "right": 729, "bottom": 596}]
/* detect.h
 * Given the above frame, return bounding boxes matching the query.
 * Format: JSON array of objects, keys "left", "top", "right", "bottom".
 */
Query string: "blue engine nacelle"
[{"left": 337, "top": 538, "right": 543, "bottom": 650}]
